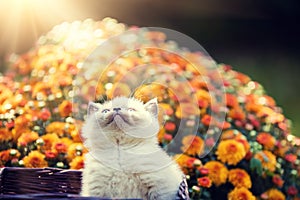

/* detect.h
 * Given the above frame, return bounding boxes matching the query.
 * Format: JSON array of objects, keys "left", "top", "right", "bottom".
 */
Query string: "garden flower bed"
[{"left": 0, "top": 18, "right": 299, "bottom": 199}]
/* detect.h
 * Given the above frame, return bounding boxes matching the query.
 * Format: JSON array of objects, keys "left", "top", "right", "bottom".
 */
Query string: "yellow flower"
[
  {"left": 69, "top": 156, "right": 85, "bottom": 169},
  {"left": 228, "top": 168, "right": 252, "bottom": 188},
  {"left": 181, "top": 135, "right": 204, "bottom": 156},
  {"left": 67, "top": 143, "right": 86, "bottom": 162},
  {"left": 216, "top": 139, "right": 246, "bottom": 165},
  {"left": 157, "top": 127, "right": 166, "bottom": 144},
  {"left": 46, "top": 122, "right": 75, "bottom": 137},
  {"left": 254, "top": 150, "right": 277, "bottom": 172},
  {"left": 23, "top": 150, "right": 48, "bottom": 168},
  {"left": 204, "top": 161, "right": 228, "bottom": 186},
  {"left": 261, "top": 188, "right": 286, "bottom": 200},
  {"left": 70, "top": 120, "right": 83, "bottom": 142},
  {"left": 228, "top": 187, "right": 256, "bottom": 200}
]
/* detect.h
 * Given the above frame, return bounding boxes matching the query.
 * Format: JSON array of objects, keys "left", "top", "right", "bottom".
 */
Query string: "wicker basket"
[
  {"left": 0, "top": 167, "right": 143, "bottom": 199},
  {"left": 0, "top": 167, "right": 81, "bottom": 195},
  {"left": 0, "top": 167, "right": 188, "bottom": 199},
  {"left": 0, "top": 167, "right": 87, "bottom": 199}
]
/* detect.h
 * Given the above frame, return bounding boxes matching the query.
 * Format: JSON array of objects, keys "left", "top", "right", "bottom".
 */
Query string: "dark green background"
[{"left": 0, "top": 0, "right": 299, "bottom": 135}]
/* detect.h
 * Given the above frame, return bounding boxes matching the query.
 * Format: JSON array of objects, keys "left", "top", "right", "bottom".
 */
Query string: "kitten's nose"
[{"left": 113, "top": 108, "right": 121, "bottom": 112}]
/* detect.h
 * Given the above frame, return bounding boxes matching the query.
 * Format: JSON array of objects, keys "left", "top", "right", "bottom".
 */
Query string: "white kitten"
[{"left": 81, "top": 96, "right": 185, "bottom": 199}]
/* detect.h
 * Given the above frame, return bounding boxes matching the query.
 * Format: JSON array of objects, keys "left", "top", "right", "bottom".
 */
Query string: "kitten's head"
[{"left": 87, "top": 96, "right": 159, "bottom": 141}]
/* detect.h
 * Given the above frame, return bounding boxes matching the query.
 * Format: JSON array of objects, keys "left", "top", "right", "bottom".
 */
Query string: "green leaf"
[{"left": 250, "top": 157, "right": 263, "bottom": 176}]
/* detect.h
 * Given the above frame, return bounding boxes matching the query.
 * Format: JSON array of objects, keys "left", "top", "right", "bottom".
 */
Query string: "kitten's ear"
[
  {"left": 144, "top": 98, "right": 158, "bottom": 116},
  {"left": 87, "top": 102, "right": 100, "bottom": 116}
]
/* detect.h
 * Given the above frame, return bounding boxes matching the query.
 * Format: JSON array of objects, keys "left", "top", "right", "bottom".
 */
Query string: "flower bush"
[{"left": 0, "top": 18, "right": 299, "bottom": 199}]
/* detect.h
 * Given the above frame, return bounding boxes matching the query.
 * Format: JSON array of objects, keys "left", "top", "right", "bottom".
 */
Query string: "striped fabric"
[{"left": 176, "top": 178, "right": 190, "bottom": 200}]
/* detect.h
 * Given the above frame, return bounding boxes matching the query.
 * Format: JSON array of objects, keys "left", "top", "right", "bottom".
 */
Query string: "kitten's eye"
[
  {"left": 127, "top": 108, "right": 136, "bottom": 112},
  {"left": 102, "top": 109, "right": 110, "bottom": 113}
]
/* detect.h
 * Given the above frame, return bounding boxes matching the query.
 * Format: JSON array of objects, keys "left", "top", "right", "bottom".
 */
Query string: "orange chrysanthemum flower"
[
  {"left": 17, "top": 131, "right": 39, "bottom": 147},
  {"left": 14, "top": 114, "right": 32, "bottom": 131},
  {"left": 221, "top": 129, "right": 250, "bottom": 153},
  {"left": 261, "top": 188, "right": 286, "bottom": 200},
  {"left": 53, "top": 142, "right": 68, "bottom": 154},
  {"left": 0, "top": 149, "right": 20, "bottom": 165},
  {"left": 228, "top": 168, "right": 252, "bottom": 188},
  {"left": 235, "top": 72, "right": 251, "bottom": 85},
  {"left": 69, "top": 156, "right": 84, "bottom": 169},
  {"left": 204, "top": 161, "right": 228, "bottom": 186},
  {"left": 175, "top": 103, "right": 200, "bottom": 119},
  {"left": 46, "top": 122, "right": 75, "bottom": 137},
  {"left": 0, "top": 84, "right": 13, "bottom": 104},
  {"left": 174, "top": 154, "right": 201, "bottom": 174},
  {"left": 0, "top": 127, "right": 13, "bottom": 142},
  {"left": 41, "top": 133, "right": 60, "bottom": 151},
  {"left": 256, "top": 132, "right": 276, "bottom": 150},
  {"left": 23, "top": 150, "right": 48, "bottom": 168},
  {"left": 254, "top": 150, "right": 277, "bottom": 172},
  {"left": 52, "top": 137, "right": 73, "bottom": 153},
  {"left": 181, "top": 135, "right": 204, "bottom": 156},
  {"left": 134, "top": 83, "right": 165, "bottom": 102},
  {"left": 58, "top": 100, "right": 73, "bottom": 117},
  {"left": 197, "top": 177, "right": 212, "bottom": 188},
  {"left": 216, "top": 139, "right": 246, "bottom": 165},
  {"left": 228, "top": 108, "right": 246, "bottom": 121},
  {"left": 228, "top": 187, "right": 256, "bottom": 200}
]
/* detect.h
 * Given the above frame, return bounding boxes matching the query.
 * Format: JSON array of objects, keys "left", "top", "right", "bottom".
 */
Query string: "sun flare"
[{"left": 0, "top": 0, "right": 84, "bottom": 54}]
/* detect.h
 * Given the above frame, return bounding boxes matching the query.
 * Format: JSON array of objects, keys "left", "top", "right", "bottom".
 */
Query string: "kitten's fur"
[{"left": 81, "top": 96, "right": 184, "bottom": 199}]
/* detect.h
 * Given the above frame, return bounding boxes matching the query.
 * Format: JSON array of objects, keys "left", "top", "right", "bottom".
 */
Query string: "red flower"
[
  {"left": 244, "top": 151, "right": 253, "bottom": 160},
  {"left": 45, "top": 151, "right": 57, "bottom": 159},
  {"left": 6, "top": 121, "right": 14, "bottom": 129},
  {"left": 201, "top": 114, "right": 212, "bottom": 126},
  {"left": 256, "top": 132, "right": 276, "bottom": 150},
  {"left": 217, "top": 121, "right": 231, "bottom": 130},
  {"left": 285, "top": 154, "right": 297, "bottom": 163},
  {"left": 223, "top": 65, "right": 232, "bottom": 72},
  {"left": 226, "top": 93, "right": 239, "bottom": 108},
  {"left": 198, "top": 99, "right": 209, "bottom": 108},
  {"left": 229, "top": 108, "right": 246, "bottom": 121},
  {"left": 287, "top": 186, "right": 298, "bottom": 196},
  {"left": 54, "top": 142, "right": 67, "bottom": 153},
  {"left": 198, "top": 167, "right": 209, "bottom": 175},
  {"left": 164, "top": 122, "right": 176, "bottom": 132},
  {"left": 39, "top": 108, "right": 51, "bottom": 121},
  {"left": 272, "top": 175, "right": 284, "bottom": 188},
  {"left": 197, "top": 177, "right": 212, "bottom": 188},
  {"left": 205, "top": 137, "right": 215, "bottom": 147},
  {"left": 163, "top": 133, "right": 173, "bottom": 141}
]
